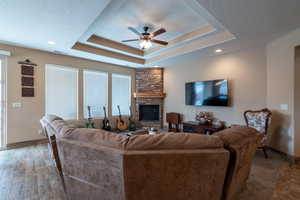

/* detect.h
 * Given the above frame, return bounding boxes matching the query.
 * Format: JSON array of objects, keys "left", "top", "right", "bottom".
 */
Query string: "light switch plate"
[
  {"left": 280, "top": 104, "right": 288, "bottom": 111},
  {"left": 12, "top": 102, "right": 22, "bottom": 108}
]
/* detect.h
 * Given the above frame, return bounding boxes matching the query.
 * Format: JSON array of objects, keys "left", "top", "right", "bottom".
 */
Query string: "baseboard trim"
[
  {"left": 294, "top": 157, "right": 300, "bottom": 164},
  {"left": 268, "top": 147, "right": 298, "bottom": 165},
  {"left": 3, "top": 138, "right": 48, "bottom": 150}
]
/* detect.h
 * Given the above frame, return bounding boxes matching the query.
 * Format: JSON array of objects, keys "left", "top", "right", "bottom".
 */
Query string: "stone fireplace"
[{"left": 134, "top": 68, "right": 165, "bottom": 128}]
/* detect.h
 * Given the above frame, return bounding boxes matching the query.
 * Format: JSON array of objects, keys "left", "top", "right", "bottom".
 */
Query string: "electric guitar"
[
  {"left": 85, "top": 106, "right": 95, "bottom": 128},
  {"left": 116, "top": 105, "right": 128, "bottom": 131},
  {"left": 128, "top": 106, "right": 136, "bottom": 131},
  {"left": 102, "top": 106, "right": 112, "bottom": 131}
]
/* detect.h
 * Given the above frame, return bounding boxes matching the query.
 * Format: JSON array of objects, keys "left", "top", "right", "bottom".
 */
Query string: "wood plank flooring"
[
  {"left": 0, "top": 144, "right": 66, "bottom": 200},
  {"left": 0, "top": 144, "right": 299, "bottom": 200}
]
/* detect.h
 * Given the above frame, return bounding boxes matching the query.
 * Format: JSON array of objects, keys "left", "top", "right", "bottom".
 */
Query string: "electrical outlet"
[
  {"left": 280, "top": 104, "right": 288, "bottom": 111},
  {"left": 12, "top": 102, "right": 21, "bottom": 108}
]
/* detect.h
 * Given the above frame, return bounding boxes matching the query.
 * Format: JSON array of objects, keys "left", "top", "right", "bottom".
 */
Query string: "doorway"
[{"left": 0, "top": 55, "right": 6, "bottom": 149}]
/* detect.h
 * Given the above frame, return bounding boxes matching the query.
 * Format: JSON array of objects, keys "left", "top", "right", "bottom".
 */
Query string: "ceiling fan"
[{"left": 122, "top": 26, "right": 168, "bottom": 50}]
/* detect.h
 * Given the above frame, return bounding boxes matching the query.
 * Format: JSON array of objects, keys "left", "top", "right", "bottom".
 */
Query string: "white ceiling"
[
  {"left": 0, "top": 0, "right": 300, "bottom": 67},
  {"left": 0, "top": 0, "right": 110, "bottom": 51}
]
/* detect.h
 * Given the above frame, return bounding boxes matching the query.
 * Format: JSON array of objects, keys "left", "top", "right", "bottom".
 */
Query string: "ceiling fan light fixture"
[{"left": 139, "top": 40, "right": 152, "bottom": 50}]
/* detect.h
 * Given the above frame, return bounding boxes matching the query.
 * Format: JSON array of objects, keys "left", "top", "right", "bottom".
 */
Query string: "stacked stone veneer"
[{"left": 135, "top": 68, "right": 164, "bottom": 128}]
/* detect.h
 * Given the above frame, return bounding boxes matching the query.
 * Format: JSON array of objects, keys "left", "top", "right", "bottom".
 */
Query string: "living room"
[{"left": 1, "top": 0, "right": 300, "bottom": 199}]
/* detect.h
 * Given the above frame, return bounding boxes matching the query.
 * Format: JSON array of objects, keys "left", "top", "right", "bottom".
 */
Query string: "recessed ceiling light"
[
  {"left": 48, "top": 41, "right": 55, "bottom": 45},
  {"left": 215, "top": 49, "right": 223, "bottom": 53},
  {"left": 154, "top": 65, "right": 159, "bottom": 68}
]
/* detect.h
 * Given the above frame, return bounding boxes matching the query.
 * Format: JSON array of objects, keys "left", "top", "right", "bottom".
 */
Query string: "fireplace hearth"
[{"left": 139, "top": 105, "right": 160, "bottom": 121}]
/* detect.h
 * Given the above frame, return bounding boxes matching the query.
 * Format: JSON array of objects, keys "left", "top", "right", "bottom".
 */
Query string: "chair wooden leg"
[{"left": 262, "top": 147, "right": 268, "bottom": 159}]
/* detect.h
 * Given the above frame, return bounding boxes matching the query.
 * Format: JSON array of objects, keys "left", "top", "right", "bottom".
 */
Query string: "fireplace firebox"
[{"left": 139, "top": 105, "right": 160, "bottom": 121}]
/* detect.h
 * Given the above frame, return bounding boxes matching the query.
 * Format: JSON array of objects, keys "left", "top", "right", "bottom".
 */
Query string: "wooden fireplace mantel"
[{"left": 133, "top": 92, "right": 166, "bottom": 99}]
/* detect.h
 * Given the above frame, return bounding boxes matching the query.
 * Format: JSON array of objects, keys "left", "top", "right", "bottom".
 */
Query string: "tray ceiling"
[
  {"left": 83, "top": 0, "right": 209, "bottom": 49},
  {"left": 0, "top": 0, "right": 236, "bottom": 67}
]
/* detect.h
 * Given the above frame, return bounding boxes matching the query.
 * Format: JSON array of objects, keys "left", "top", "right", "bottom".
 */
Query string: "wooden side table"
[{"left": 182, "top": 121, "right": 225, "bottom": 135}]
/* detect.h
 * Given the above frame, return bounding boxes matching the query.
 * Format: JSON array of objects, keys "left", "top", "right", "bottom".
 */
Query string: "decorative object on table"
[
  {"left": 166, "top": 112, "right": 181, "bottom": 132},
  {"left": 128, "top": 106, "right": 136, "bottom": 131},
  {"left": 212, "top": 120, "right": 226, "bottom": 129},
  {"left": 18, "top": 59, "right": 36, "bottom": 97},
  {"left": 116, "top": 105, "right": 128, "bottom": 131},
  {"left": 85, "top": 106, "right": 95, "bottom": 128},
  {"left": 183, "top": 121, "right": 225, "bottom": 135},
  {"left": 244, "top": 108, "right": 272, "bottom": 159},
  {"left": 102, "top": 106, "right": 111, "bottom": 131},
  {"left": 148, "top": 127, "right": 158, "bottom": 135},
  {"left": 195, "top": 111, "right": 214, "bottom": 125}
]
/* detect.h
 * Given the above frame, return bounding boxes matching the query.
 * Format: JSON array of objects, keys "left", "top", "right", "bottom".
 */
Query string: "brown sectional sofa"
[{"left": 40, "top": 115, "right": 262, "bottom": 200}]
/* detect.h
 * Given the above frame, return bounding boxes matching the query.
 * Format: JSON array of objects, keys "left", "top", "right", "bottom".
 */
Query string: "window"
[
  {"left": 45, "top": 65, "right": 78, "bottom": 120},
  {"left": 83, "top": 70, "right": 108, "bottom": 118},
  {"left": 112, "top": 74, "right": 131, "bottom": 116}
]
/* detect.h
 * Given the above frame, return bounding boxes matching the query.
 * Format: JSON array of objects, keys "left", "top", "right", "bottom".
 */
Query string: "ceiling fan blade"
[
  {"left": 151, "top": 39, "right": 168, "bottom": 46},
  {"left": 122, "top": 39, "right": 139, "bottom": 42},
  {"left": 151, "top": 28, "right": 166, "bottom": 37},
  {"left": 128, "top": 27, "right": 141, "bottom": 36}
]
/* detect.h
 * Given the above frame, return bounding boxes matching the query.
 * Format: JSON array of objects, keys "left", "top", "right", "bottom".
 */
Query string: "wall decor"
[
  {"left": 18, "top": 59, "right": 37, "bottom": 97},
  {"left": 21, "top": 76, "right": 34, "bottom": 87},
  {"left": 21, "top": 65, "right": 34, "bottom": 76},
  {"left": 22, "top": 88, "right": 34, "bottom": 97}
]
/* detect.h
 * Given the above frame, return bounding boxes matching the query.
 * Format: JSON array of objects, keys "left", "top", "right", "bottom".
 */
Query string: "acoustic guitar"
[
  {"left": 128, "top": 106, "right": 136, "bottom": 131},
  {"left": 116, "top": 105, "right": 128, "bottom": 131},
  {"left": 85, "top": 106, "right": 95, "bottom": 128},
  {"left": 102, "top": 106, "right": 112, "bottom": 131}
]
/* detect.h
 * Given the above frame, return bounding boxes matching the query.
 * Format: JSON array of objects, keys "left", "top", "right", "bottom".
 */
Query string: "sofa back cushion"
[
  {"left": 126, "top": 133, "right": 223, "bottom": 150},
  {"left": 42, "top": 115, "right": 224, "bottom": 151},
  {"left": 61, "top": 126, "right": 224, "bottom": 151}
]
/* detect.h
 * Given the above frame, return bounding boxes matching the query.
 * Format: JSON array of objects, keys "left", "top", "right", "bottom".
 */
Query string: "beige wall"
[
  {"left": 161, "top": 46, "right": 267, "bottom": 127},
  {"left": 266, "top": 27, "right": 300, "bottom": 157},
  {"left": 0, "top": 43, "right": 135, "bottom": 145}
]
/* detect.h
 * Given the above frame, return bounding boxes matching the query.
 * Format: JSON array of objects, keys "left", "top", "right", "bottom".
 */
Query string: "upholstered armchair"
[{"left": 244, "top": 108, "right": 272, "bottom": 158}]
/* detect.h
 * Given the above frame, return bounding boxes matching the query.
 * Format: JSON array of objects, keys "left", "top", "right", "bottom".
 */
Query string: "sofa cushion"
[
  {"left": 61, "top": 127, "right": 224, "bottom": 151},
  {"left": 63, "top": 128, "right": 129, "bottom": 150},
  {"left": 126, "top": 133, "right": 224, "bottom": 150},
  {"left": 214, "top": 125, "right": 262, "bottom": 147},
  {"left": 44, "top": 115, "right": 224, "bottom": 151}
]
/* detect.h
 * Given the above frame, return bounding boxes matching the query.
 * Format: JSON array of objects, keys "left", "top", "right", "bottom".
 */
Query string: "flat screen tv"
[{"left": 185, "top": 79, "right": 229, "bottom": 106}]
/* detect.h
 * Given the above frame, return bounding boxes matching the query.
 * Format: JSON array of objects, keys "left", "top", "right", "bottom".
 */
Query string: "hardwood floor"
[
  {"left": 0, "top": 144, "right": 66, "bottom": 200},
  {"left": 0, "top": 144, "right": 299, "bottom": 200}
]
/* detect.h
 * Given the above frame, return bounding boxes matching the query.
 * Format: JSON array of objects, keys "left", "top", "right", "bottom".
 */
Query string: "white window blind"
[
  {"left": 45, "top": 65, "right": 78, "bottom": 120},
  {"left": 83, "top": 70, "right": 108, "bottom": 118},
  {"left": 112, "top": 74, "right": 131, "bottom": 116}
]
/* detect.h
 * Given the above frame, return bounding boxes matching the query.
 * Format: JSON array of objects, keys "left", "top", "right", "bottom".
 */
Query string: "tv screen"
[{"left": 185, "top": 79, "right": 229, "bottom": 106}]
